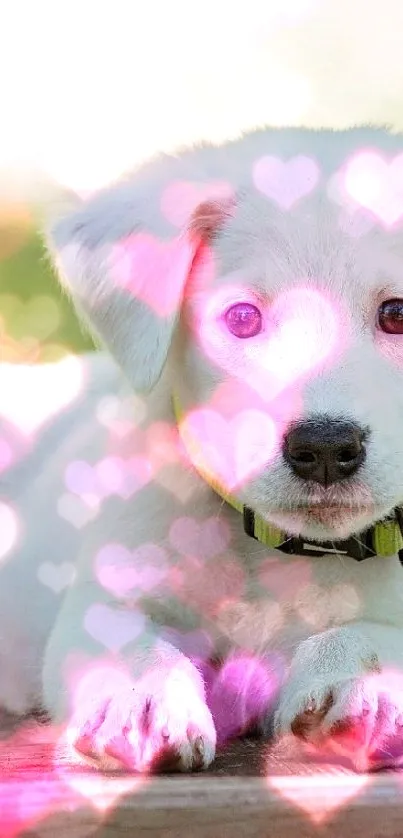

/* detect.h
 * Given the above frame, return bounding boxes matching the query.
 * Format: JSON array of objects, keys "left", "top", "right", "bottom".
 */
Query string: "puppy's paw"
[
  {"left": 274, "top": 670, "right": 403, "bottom": 771},
  {"left": 66, "top": 664, "right": 216, "bottom": 773}
]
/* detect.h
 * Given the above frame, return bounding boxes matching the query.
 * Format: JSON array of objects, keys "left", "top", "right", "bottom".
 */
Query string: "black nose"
[{"left": 283, "top": 418, "right": 368, "bottom": 486}]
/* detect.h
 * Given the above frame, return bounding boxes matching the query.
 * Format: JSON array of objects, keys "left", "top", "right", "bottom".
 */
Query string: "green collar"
[{"left": 173, "top": 394, "right": 403, "bottom": 561}]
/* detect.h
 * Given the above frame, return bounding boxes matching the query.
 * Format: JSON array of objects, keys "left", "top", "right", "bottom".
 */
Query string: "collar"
[{"left": 173, "top": 394, "right": 403, "bottom": 561}]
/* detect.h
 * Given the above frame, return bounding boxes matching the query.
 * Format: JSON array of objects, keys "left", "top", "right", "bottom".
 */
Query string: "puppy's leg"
[
  {"left": 274, "top": 620, "right": 403, "bottom": 770},
  {"left": 42, "top": 588, "right": 216, "bottom": 773}
]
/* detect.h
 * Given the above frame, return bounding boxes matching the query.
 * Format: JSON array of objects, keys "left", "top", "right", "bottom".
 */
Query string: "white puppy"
[{"left": 2, "top": 125, "right": 403, "bottom": 774}]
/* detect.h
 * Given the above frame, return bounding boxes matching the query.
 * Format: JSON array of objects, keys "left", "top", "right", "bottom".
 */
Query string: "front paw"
[
  {"left": 274, "top": 669, "right": 403, "bottom": 771},
  {"left": 65, "top": 663, "right": 216, "bottom": 773}
]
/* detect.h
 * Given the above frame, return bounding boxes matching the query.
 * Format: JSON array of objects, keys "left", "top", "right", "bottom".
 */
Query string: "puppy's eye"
[
  {"left": 377, "top": 299, "right": 403, "bottom": 334},
  {"left": 224, "top": 302, "right": 262, "bottom": 338}
]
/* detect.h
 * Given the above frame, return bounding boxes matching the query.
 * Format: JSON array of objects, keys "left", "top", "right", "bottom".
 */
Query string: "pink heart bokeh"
[
  {"left": 95, "top": 542, "right": 168, "bottom": 598},
  {"left": 344, "top": 151, "right": 403, "bottom": 226},
  {"left": 209, "top": 652, "right": 283, "bottom": 744},
  {"left": 178, "top": 407, "right": 278, "bottom": 491},
  {"left": 161, "top": 627, "right": 214, "bottom": 662},
  {"left": 64, "top": 455, "right": 152, "bottom": 503},
  {"left": 109, "top": 232, "right": 196, "bottom": 318},
  {"left": 57, "top": 492, "right": 99, "bottom": 529},
  {"left": 84, "top": 603, "right": 145, "bottom": 652},
  {"left": 169, "top": 516, "right": 230, "bottom": 560},
  {"left": 253, "top": 155, "right": 320, "bottom": 209},
  {"left": 198, "top": 285, "right": 343, "bottom": 404},
  {"left": 37, "top": 561, "right": 76, "bottom": 594},
  {"left": 268, "top": 771, "right": 368, "bottom": 825},
  {"left": 169, "top": 554, "right": 245, "bottom": 618},
  {"left": 160, "top": 180, "right": 234, "bottom": 228}
]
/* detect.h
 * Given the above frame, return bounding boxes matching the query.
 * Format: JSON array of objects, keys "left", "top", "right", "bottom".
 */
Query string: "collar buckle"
[{"left": 275, "top": 535, "right": 373, "bottom": 560}]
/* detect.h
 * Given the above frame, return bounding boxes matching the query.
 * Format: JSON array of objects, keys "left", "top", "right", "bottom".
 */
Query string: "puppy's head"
[{"left": 47, "top": 150, "right": 403, "bottom": 542}]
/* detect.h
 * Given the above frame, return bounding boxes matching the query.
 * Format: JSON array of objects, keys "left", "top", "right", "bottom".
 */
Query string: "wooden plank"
[{"left": 1, "top": 718, "right": 403, "bottom": 837}]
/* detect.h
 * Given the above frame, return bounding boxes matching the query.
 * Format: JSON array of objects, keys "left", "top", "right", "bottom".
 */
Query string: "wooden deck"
[{"left": 1, "top": 715, "right": 403, "bottom": 837}]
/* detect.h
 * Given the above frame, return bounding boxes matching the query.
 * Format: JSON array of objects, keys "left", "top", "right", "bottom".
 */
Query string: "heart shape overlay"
[
  {"left": 84, "top": 603, "right": 146, "bottom": 652},
  {"left": 253, "top": 155, "right": 320, "bottom": 209},
  {"left": 37, "top": 561, "right": 76, "bottom": 594},
  {"left": 64, "top": 455, "right": 152, "bottom": 503},
  {"left": 197, "top": 286, "right": 343, "bottom": 405},
  {"left": 178, "top": 406, "right": 278, "bottom": 492},
  {"left": 0, "top": 354, "right": 83, "bottom": 436},
  {"left": 0, "top": 293, "right": 61, "bottom": 342},
  {"left": 95, "top": 542, "right": 168, "bottom": 598},
  {"left": 343, "top": 151, "right": 403, "bottom": 226},
  {"left": 160, "top": 180, "right": 234, "bottom": 228},
  {"left": 268, "top": 771, "right": 368, "bottom": 825},
  {"left": 169, "top": 516, "right": 231, "bottom": 560},
  {"left": 109, "top": 232, "right": 196, "bottom": 318}
]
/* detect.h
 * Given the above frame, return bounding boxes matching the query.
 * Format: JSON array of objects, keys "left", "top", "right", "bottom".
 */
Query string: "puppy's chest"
[
  {"left": 209, "top": 554, "right": 365, "bottom": 654},
  {"left": 128, "top": 547, "right": 368, "bottom": 656}
]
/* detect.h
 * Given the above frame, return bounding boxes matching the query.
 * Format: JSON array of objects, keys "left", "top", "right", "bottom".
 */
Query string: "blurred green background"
[{"left": 0, "top": 208, "right": 94, "bottom": 363}]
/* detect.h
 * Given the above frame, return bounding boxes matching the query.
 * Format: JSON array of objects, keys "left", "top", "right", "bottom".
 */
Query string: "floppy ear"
[{"left": 45, "top": 184, "right": 234, "bottom": 393}]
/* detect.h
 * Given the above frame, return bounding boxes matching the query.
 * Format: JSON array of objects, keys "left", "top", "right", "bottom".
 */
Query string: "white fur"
[{"left": 3, "top": 125, "right": 403, "bottom": 771}]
